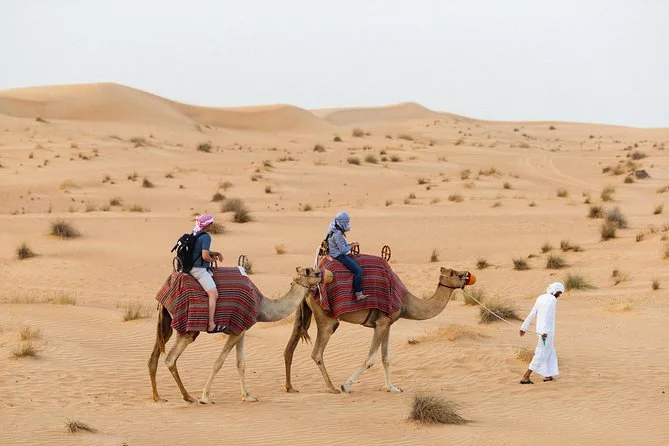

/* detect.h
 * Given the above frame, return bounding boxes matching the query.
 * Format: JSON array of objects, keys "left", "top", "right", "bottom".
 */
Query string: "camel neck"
[{"left": 400, "top": 282, "right": 455, "bottom": 320}]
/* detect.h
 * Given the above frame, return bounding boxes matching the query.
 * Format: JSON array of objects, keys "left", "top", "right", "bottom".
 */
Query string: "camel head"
[
  {"left": 439, "top": 267, "right": 476, "bottom": 289},
  {"left": 294, "top": 267, "right": 333, "bottom": 288}
]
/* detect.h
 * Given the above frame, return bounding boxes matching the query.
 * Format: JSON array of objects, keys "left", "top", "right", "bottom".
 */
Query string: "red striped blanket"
[
  {"left": 154, "top": 267, "right": 263, "bottom": 336},
  {"left": 315, "top": 254, "right": 406, "bottom": 320}
]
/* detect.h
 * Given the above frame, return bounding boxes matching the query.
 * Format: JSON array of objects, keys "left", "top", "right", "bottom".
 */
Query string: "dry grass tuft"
[
  {"left": 50, "top": 220, "right": 81, "bottom": 239},
  {"left": 398, "top": 134, "right": 414, "bottom": 141},
  {"left": 606, "top": 299, "right": 635, "bottom": 313},
  {"left": 654, "top": 204, "right": 664, "bottom": 215},
  {"left": 476, "top": 258, "right": 489, "bottom": 270},
  {"left": 556, "top": 188, "right": 568, "bottom": 198},
  {"left": 12, "top": 342, "right": 40, "bottom": 358},
  {"left": 565, "top": 273, "right": 595, "bottom": 291},
  {"left": 208, "top": 222, "right": 225, "bottom": 234},
  {"left": 479, "top": 300, "right": 521, "bottom": 324},
  {"left": 211, "top": 192, "right": 226, "bottom": 202},
  {"left": 352, "top": 128, "right": 365, "bottom": 137},
  {"left": 605, "top": 207, "right": 628, "bottom": 228},
  {"left": 109, "top": 197, "right": 123, "bottom": 206},
  {"left": 408, "top": 393, "right": 469, "bottom": 425},
  {"left": 275, "top": 244, "right": 287, "bottom": 255},
  {"left": 541, "top": 243, "right": 553, "bottom": 253},
  {"left": 196, "top": 142, "right": 212, "bottom": 153},
  {"left": 464, "top": 286, "right": 486, "bottom": 306},
  {"left": 16, "top": 242, "right": 37, "bottom": 260},
  {"left": 513, "top": 258, "right": 530, "bottom": 270},
  {"left": 600, "top": 185, "right": 615, "bottom": 202},
  {"left": 448, "top": 194, "right": 464, "bottom": 203},
  {"left": 20, "top": 326, "right": 41, "bottom": 341},
  {"left": 364, "top": 154, "right": 378, "bottom": 164},
  {"left": 560, "top": 240, "right": 582, "bottom": 252},
  {"left": 588, "top": 205, "right": 604, "bottom": 218},
  {"left": 419, "top": 324, "right": 490, "bottom": 342},
  {"left": 611, "top": 269, "right": 628, "bottom": 286},
  {"left": 601, "top": 221, "right": 617, "bottom": 240},
  {"left": 51, "top": 292, "right": 77, "bottom": 305},
  {"left": 128, "top": 204, "right": 150, "bottom": 212},
  {"left": 233, "top": 207, "right": 253, "bottom": 223},
  {"left": 123, "top": 302, "right": 149, "bottom": 321},
  {"left": 430, "top": 249, "right": 439, "bottom": 263},
  {"left": 546, "top": 254, "right": 566, "bottom": 269},
  {"left": 142, "top": 178, "right": 154, "bottom": 188},
  {"left": 652, "top": 279, "right": 660, "bottom": 290},
  {"left": 347, "top": 156, "right": 361, "bottom": 165},
  {"left": 516, "top": 346, "right": 534, "bottom": 363},
  {"left": 66, "top": 420, "right": 97, "bottom": 433}
]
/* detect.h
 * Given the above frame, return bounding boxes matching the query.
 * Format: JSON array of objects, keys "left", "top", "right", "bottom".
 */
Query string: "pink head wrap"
[{"left": 193, "top": 213, "right": 214, "bottom": 234}]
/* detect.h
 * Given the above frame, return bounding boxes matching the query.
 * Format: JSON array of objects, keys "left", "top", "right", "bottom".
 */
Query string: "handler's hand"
[
  {"left": 519, "top": 330, "right": 526, "bottom": 337},
  {"left": 541, "top": 333, "right": 548, "bottom": 340}
]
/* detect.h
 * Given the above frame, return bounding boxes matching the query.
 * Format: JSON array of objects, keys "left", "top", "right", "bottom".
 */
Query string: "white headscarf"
[
  {"left": 193, "top": 213, "right": 214, "bottom": 235},
  {"left": 547, "top": 282, "right": 565, "bottom": 296}
]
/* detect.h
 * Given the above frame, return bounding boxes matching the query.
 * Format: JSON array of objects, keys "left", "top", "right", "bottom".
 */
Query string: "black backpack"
[{"left": 171, "top": 232, "right": 206, "bottom": 273}]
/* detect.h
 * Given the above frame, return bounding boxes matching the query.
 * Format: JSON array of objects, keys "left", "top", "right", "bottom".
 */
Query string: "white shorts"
[{"left": 190, "top": 267, "right": 217, "bottom": 292}]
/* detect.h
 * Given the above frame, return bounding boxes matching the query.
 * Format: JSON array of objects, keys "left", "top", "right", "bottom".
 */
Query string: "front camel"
[
  {"left": 148, "top": 266, "right": 329, "bottom": 404},
  {"left": 284, "top": 264, "right": 475, "bottom": 394}
]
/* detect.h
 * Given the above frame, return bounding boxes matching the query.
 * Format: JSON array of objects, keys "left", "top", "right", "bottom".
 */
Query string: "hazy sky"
[{"left": 1, "top": 1, "right": 667, "bottom": 127}]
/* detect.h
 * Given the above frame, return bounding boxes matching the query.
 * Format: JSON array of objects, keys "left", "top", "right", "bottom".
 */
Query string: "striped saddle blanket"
[
  {"left": 315, "top": 254, "right": 406, "bottom": 320},
  {"left": 155, "top": 267, "right": 263, "bottom": 336}
]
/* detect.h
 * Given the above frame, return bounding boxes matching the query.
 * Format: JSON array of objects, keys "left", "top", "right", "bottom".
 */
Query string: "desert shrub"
[
  {"left": 123, "top": 302, "right": 149, "bottom": 321},
  {"left": 50, "top": 220, "right": 81, "bottom": 239},
  {"left": 605, "top": 207, "right": 628, "bottom": 228},
  {"left": 51, "top": 292, "right": 76, "bottom": 305},
  {"left": 221, "top": 198, "right": 244, "bottom": 213},
  {"left": 16, "top": 242, "right": 37, "bottom": 260},
  {"left": 130, "top": 136, "right": 147, "bottom": 147},
  {"left": 20, "top": 326, "right": 41, "bottom": 341},
  {"left": 109, "top": 197, "right": 123, "bottom": 206},
  {"left": 630, "top": 150, "right": 647, "bottom": 160},
  {"left": 503, "top": 182, "right": 511, "bottom": 189},
  {"left": 546, "top": 254, "right": 566, "bottom": 269},
  {"left": 541, "top": 243, "right": 553, "bottom": 253},
  {"left": 197, "top": 142, "right": 212, "bottom": 153},
  {"left": 408, "top": 394, "right": 468, "bottom": 425},
  {"left": 560, "top": 240, "right": 582, "bottom": 252},
  {"left": 549, "top": 125, "right": 556, "bottom": 130},
  {"left": 476, "top": 258, "right": 489, "bottom": 269},
  {"left": 654, "top": 204, "right": 664, "bottom": 215},
  {"left": 624, "top": 176, "right": 635, "bottom": 184},
  {"left": 565, "top": 273, "right": 595, "bottom": 290},
  {"left": 417, "top": 177, "right": 429, "bottom": 185},
  {"left": 513, "top": 258, "right": 530, "bottom": 270},
  {"left": 347, "top": 156, "right": 361, "bottom": 165},
  {"left": 301, "top": 203, "right": 313, "bottom": 212},
  {"left": 142, "top": 178, "right": 154, "bottom": 188},
  {"left": 333, "top": 136, "right": 342, "bottom": 142},
  {"left": 313, "top": 144, "right": 326, "bottom": 152},
  {"left": 460, "top": 169, "right": 471, "bottom": 180},
  {"left": 352, "top": 128, "right": 365, "bottom": 137},
  {"left": 128, "top": 204, "right": 149, "bottom": 212},
  {"left": 385, "top": 200, "right": 393, "bottom": 207},
  {"left": 479, "top": 300, "right": 521, "bottom": 324},
  {"left": 556, "top": 188, "right": 568, "bottom": 198},
  {"left": 529, "top": 201, "right": 536, "bottom": 207},
  {"left": 430, "top": 249, "right": 439, "bottom": 263},
  {"left": 262, "top": 160, "right": 273, "bottom": 169},
  {"left": 600, "top": 185, "right": 615, "bottom": 201},
  {"left": 390, "top": 155, "right": 401, "bottom": 162},
  {"left": 398, "top": 134, "right": 414, "bottom": 141},
  {"left": 448, "top": 194, "right": 463, "bottom": 203},
  {"left": 636, "top": 231, "right": 646, "bottom": 242},
  {"left": 479, "top": 167, "right": 499, "bottom": 176},
  {"left": 364, "top": 154, "right": 378, "bottom": 164},
  {"left": 211, "top": 192, "right": 226, "bottom": 202},
  {"left": 516, "top": 346, "right": 534, "bottom": 362},
  {"left": 588, "top": 205, "right": 603, "bottom": 218},
  {"left": 66, "top": 420, "right": 97, "bottom": 433},
  {"left": 600, "top": 221, "right": 617, "bottom": 240},
  {"left": 264, "top": 185, "right": 272, "bottom": 194},
  {"left": 233, "top": 207, "right": 253, "bottom": 223},
  {"left": 12, "top": 343, "right": 40, "bottom": 358},
  {"left": 408, "top": 193, "right": 416, "bottom": 199},
  {"left": 208, "top": 222, "right": 225, "bottom": 234},
  {"left": 652, "top": 279, "right": 660, "bottom": 290},
  {"left": 275, "top": 244, "right": 286, "bottom": 255}
]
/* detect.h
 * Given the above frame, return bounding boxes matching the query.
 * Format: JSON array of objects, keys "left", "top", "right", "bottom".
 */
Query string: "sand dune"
[{"left": 1, "top": 82, "right": 668, "bottom": 446}]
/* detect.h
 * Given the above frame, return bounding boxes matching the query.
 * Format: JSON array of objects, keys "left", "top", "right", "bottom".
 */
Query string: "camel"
[
  {"left": 284, "top": 266, "right": 475, "bottom": 394},
  {"left": 149, "top": 266, "right": 330, "bottom": 404}
]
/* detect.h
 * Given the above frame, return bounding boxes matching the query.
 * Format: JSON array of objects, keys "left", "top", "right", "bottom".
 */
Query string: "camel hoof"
[
  {"left": 183, "top": 395, "right": 197, "bottom": 403},
  {"left": 152, "top": 395, "right": 167, "bottom": 403},
  {"left": 242, "top": 395, "right": 258, "bottom": 402},
  {"left": 286, "top": 387, "right": 300, "bottom": 393},
  {"left": 198, "top": 397, "right": 214, "bottom": 405},
  {"left": 327, "top": 387, "right": 341, "bottom": 394},
  {"left": 385, "top": 385, "right": 403, "bottom": 393},
  {"left": 340, "top": 384, "right": 351, "bottom": 394}
]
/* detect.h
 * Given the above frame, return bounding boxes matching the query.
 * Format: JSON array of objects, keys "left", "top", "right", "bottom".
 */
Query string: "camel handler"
[
  {"left": 519, "top": 282, "right": 564, "bottom": 384},
  {"left": 189, "top": 214, "right": 225, "bottom": 333}
]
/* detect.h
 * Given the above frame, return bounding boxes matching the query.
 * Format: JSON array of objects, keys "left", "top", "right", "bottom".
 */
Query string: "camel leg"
[
  {"left": 149, "top": 307, "right": 173, "bottom": 402},
  {"left": 165, "top": 333, "right": 198, "bottom": 403},
  {"left": 381, "top": 328, "right": 402, "bottom": 393},
  {"left": 311, "top": 316, "right": 341, "bottom": 394},
  {"left": 284, "top": 309, "right": 305, "bottom": 393},
  {"left": 200, "top": 333, "right": 243, "bottom": 404},
  {"left": 340, "top": 321, "right": 391, "bottom": 393},
  {"left": 234, "top": 334, "right": 257, "bottom": 402}
]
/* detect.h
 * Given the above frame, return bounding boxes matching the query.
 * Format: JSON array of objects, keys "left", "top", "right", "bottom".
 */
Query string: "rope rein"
[{"left": 461, "top": 288, "right": 541, "bottom": 336}]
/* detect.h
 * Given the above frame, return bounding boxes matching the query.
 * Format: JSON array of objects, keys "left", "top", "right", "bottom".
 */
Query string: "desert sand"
[{"left": 0, "top": 83, "right": 667, "bottom": 446}]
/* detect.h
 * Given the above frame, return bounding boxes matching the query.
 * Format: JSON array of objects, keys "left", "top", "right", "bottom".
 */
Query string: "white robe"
[{"left": 521, "top": 293, "right": 559, "bottom": 377}]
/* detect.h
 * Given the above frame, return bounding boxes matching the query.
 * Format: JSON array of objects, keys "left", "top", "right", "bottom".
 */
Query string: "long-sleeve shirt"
[
  {"left": 521, "top": 293, "right": 557, "bottom": 339},
  {"left": 327, "top": 228, "right": 350, "bottom": 258}
]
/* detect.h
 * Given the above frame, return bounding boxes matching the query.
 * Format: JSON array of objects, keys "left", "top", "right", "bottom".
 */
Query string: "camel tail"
[
  {"left": 156, "top": 305, "right": 172, "bottom": 353},
  {"left": 296, "top": 300, "right": 313, "bottom": 344}
]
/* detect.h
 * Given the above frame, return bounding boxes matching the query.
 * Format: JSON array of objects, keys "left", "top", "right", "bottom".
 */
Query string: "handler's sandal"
[
  {"left": 207, "top": 324, "right": 228, "bottom": 334},
  {"left": 519, "top": 379, "right": 534, "bottom": 384}
]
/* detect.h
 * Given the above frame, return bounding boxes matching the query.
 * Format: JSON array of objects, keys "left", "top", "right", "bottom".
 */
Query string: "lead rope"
[{"left": 461, "top": 288, "right": 541, "bottom": 336}]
